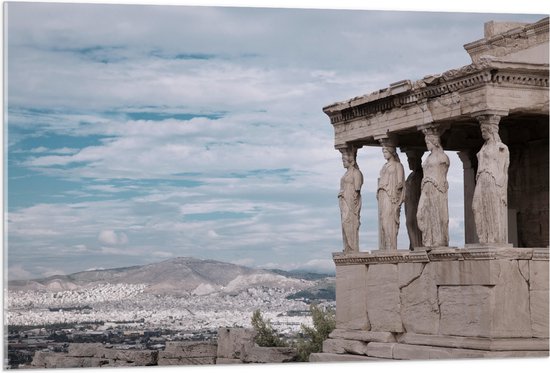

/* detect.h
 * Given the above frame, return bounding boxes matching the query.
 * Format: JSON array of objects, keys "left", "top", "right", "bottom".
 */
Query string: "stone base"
[
  {"left": 309, "top": 352, "right": 383, "bottom": 362},
  {"left": 316, "top": 332, "right": 549, "bottom": 361},
  {"left": 328, "top": 246, "right": 549, "bottom": 361}
]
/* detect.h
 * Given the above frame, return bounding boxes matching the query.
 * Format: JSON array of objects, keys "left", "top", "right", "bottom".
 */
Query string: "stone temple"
[{"left": 312, "top": 17, "right": 549, "bottom": 361}]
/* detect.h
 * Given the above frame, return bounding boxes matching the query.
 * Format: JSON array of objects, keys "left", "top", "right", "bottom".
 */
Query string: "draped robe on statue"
[
  {"left": 377, "top": 160, "right": 405, "bottom": 251},
  {"left": 417, "top": 151, "right": 450, "bottom": 247},
  {"left": 339, "top": 167, "right": 363, "bottom": 252},
  {"left": 472, "top": 140, "right": 509, "bottom": 244}
]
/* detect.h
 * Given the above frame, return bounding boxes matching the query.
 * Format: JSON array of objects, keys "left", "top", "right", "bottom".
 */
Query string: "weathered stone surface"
[
  {"left": 163, "top": 341, "right": 217, "bottom": 357},
  {"left": 157, "top": 356, "right": 216, "bottom": 365},
  {"left": 518, "top": 260, "right": 530, "bottom": 282},
  {"left": 322, "top": 338, "right": 368, "bottom": 355},
  {"left": 438, "top": 285, "right": 493, "bottom": 337},
  {"left": 530, "top": 260, "right": 549, "bottom": 290},
  {"left": 67, "top": 343, "right": 103, "bottom": 357},
  {"left": 398, "top": 332, "right": 549, "bottom": 351},
  {"left": 98, "top": 349, "right": 158, "bottom": 365},
  {"left": 242, "top": 346, "right": 297, "bottom": 363},
  {"left": 335, "top": 264, "right": 369, "bottom": 330},
  {"left": 486, "top": 350, "right": 549, "bottom": 358},
  {"left": 530, "top": 289, "right": 549, "bottom": 338},
  {"left": 492, "top": 260, "right": 531, "bottom": 338},
  {"left": 329, "top": 329, "right": 395, "bottom": 343},
  {"left": 434, "top": 260, "right": 497, "bottom": 285},
  {"left": 36, "top": 355, "right": 103, "bottom": 368},
  {"left": 308, "top": 353, "right": 380, "bottom": 362},
  {"left": 400, "top": 262, "right": 439, "bottom": 334},
  {"left": 31, "top": 351, "right": 54, "bottom": 367},
  {"left": 215, "top": 358, "right": 242, "bottom": 364},
  {"left": 397, "top": 262, "right": 424, "bottom": 288},
  {"left": 392, "top": 344, "right": 487, "bottom": 360},
  {"left": 216, "top": 327, "right": 256, "bottom": 359},
  {"left": 365, "top": 264, "right": 402, "bottom": 332},
  {"left": 366, "top": 342, "right": 396, "bottom": 358}
]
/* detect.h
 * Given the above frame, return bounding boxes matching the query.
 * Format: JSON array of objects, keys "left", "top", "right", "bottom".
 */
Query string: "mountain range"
[{"left": 8, "top": 257, "right": 334, "bottom": 296}]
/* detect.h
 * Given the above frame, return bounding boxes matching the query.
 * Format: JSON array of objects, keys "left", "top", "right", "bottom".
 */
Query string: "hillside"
[{"left": 8, "top": 257, "right": 332, "bottom": 296}]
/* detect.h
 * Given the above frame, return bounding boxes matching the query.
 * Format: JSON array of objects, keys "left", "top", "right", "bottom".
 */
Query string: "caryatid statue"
[
  {"left": 404, "top": 150, "right": 424, "bottom": 250},
  {"left": 338, "top": 145, "right": 364, "bottom": 253},
  {"left": 377, "top": 143, "right": 405, "bottom": 251},
  {"left": 417, "top": 127, "right": 450, "bottom": 247},
  {"left": 472, "top": 115, "right": 510, "bottom": 244}
]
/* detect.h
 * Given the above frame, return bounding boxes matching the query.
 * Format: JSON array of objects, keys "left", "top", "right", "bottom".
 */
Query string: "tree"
[
  {"left": 296, "top": 304, "right": 336, "bottom": 361},
  {"left": 250, "top": 309, "right": 287, "bottom": 347}
]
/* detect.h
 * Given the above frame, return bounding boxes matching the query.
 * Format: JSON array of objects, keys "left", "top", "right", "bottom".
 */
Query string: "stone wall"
[
  {"left": 317, "top": 247, "right": 549, "bottom": 361},
  {"left": 31, "top": 327, "right": 298, "bottom": 368},
  {"left": 507, "top": 121, "right": 549, "bottom": 247}
]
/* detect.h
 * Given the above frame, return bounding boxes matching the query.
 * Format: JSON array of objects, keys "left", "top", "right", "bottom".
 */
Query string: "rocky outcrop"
[{"left": 32, "top": 327, "right": 299, "bottom": 368}]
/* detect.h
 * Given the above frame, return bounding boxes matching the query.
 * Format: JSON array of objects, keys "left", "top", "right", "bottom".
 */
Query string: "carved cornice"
[
  {"left": 332, "top": 247, "right": 546, "bottom": 266},
  {"left": 532, "top": 248, "right": 550, "bottom": 261},
  {"left": 323, "top": 62, "right": 549, "bottom": 126}
]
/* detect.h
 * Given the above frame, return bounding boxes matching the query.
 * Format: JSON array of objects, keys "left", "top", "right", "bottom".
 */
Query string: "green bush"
[
  {"left": 250, "top": 309, "right": 287, "bottom": 347},
  {"left": 296, "top": 304, "right": 336, "bottom": 361}
]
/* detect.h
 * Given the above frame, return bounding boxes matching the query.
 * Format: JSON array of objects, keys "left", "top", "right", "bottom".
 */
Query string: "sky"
[{"left": 3, "top": 0, "right": 548, "bottom": 280}]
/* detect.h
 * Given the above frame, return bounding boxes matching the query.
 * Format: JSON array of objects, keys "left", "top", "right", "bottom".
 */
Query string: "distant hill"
[{"left": 8, "top": 257, "right": 333, "bottom": 296}]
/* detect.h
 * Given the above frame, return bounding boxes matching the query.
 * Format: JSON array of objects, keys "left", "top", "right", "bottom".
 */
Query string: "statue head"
[
  {"left": 480, "top": 122, "right": 500, "bottom": 142},
  {"left": 340, "top": 146, "right": 357, "bottom": 169},
  {"left": 421, "top": 127, "right": 442, "bottom": 152},
  {"left": 382, "top": 145, "right": 398, "bottom": 161}
]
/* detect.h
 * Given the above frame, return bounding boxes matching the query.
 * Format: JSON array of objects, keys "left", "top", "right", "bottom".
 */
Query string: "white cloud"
[
  {"left": 98, "top": 230, "right": 128, "bottom": 246},
  {"left": 207, "top": 230, "right": 220, "bottom": 238}
]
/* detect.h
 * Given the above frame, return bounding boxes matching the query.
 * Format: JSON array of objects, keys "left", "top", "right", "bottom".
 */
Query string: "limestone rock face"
[
  {"left": 329, "top": 329, "right": 395, "bottom": 343},
  {"left": 99, "top": 349, "right": 159, "bottom": 366},
  {"left": 242, "top": 346, "right": 298, "bottom": 363},
  {"left": 322, "top": 338, "right": 369, "bottom": 355},
  {"left": 400, "top": 262, "right": 439, "bottom": 334},
  {"left": 162, "top": 341, "right": 217, "bottom": 357},
  {"left": 67, "top": 343, "right": 103, "bottom": 357},
  {"left": 531, "top": 290, "right": 549, "bottom": 338},
  {"left": 216, "top": 328, "right": 256, "bottom": 360},
  {"left": 158, "top": 341, "right": 217, "bottom": 365},
  {"left": 529, "top": 260, "right": 549, "bottom": 337},
  {"left": 309, "top": 352, "right": 378, "bottom": 362},
  {"left": 438, "top": 285, "right": 493, "bottom": 337},
  {"left": 335, "top": 265, "right": 369, "bottom": 330},
  {"left": 491, "top": 260, "right": 531, "bottom": 337},
  {"left": 365, "top": 264, "right": 402, "bottom": 332},
  {"left": 397, "top": 262, "right": 424, "bottom": 288}
]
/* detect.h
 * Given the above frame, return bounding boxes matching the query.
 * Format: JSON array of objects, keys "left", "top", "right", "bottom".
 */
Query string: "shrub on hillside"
[{"left": 250, "top": 309, "right": 288, "bottom": 347}]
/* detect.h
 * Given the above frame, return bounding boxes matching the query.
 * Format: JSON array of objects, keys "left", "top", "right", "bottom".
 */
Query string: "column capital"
[
  {"left": 374, "top": 133, "right": 398, "bottom": 147},
  {"left": 416, "top": 123, "right": 450, "bottom": 136},
  {"left": 471, "top": 109, "right": 509, "bottom": 124}
]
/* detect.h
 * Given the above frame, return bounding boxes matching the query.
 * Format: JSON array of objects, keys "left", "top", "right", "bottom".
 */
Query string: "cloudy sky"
[{"left": 4, "top": 1, "right": 546, "bottom": 280}]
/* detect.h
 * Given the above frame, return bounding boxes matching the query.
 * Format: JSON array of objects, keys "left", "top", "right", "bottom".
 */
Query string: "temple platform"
[{"left": 317, "top": 246, "right": 549, "bottom": 361}]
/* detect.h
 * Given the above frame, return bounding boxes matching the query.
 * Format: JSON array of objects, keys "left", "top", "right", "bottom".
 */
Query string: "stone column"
[
  {"left": 416, "top": 125, "right": 450, "bottom": 248},
  {"left": 472, "top": 113, "right": 510, "bottom": 245},
  {"left": 376, "top": 137, "right": 405, "bottom": 251},
  {"left": 458, "top": 150, "right": 479, "bottom": 244},
  {"left": 403, "top": 150, "right": 424, "bottom": 250},
  {"left": 338, "top": 145, "right": 364, "bottom": 253}
]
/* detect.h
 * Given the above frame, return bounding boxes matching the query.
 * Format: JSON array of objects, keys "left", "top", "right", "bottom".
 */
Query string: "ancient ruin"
[{"left": 313, "top": 17, "right": 549, "bottom": 361}]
